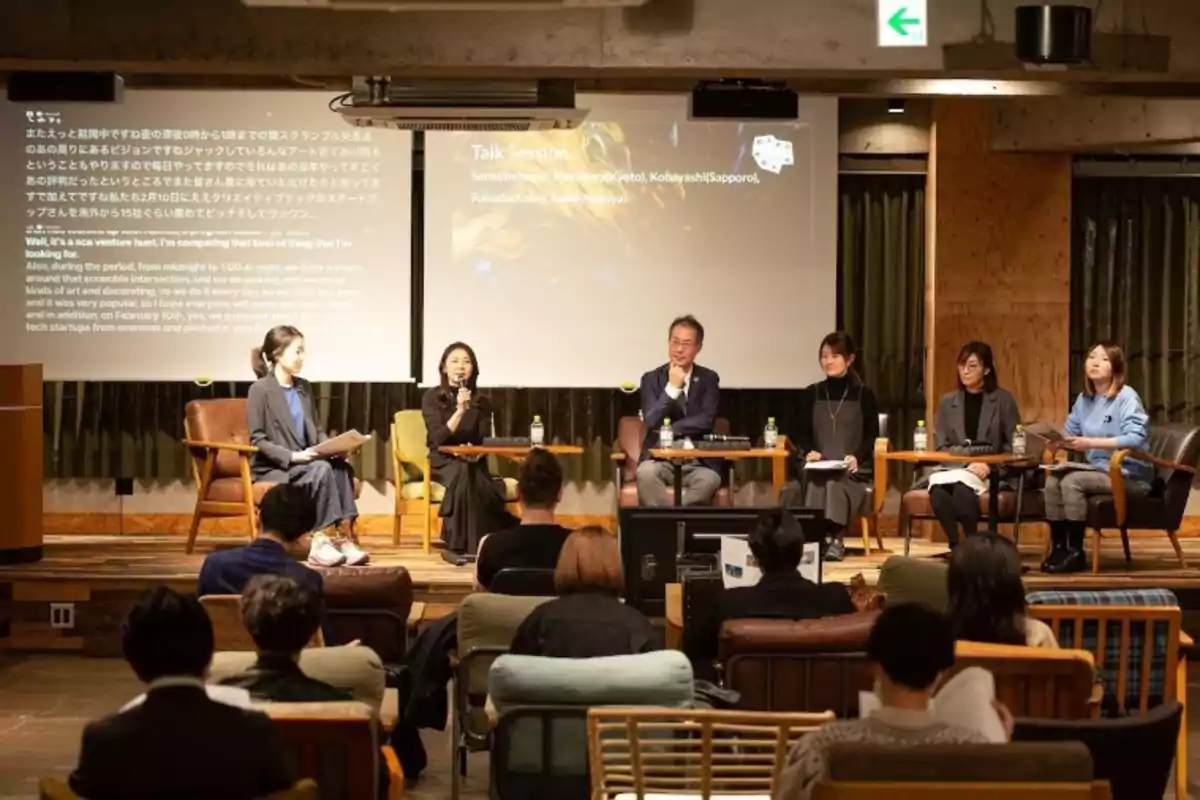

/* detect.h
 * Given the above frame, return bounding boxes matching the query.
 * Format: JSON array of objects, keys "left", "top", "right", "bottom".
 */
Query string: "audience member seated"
[
  {"left": 218, "top": 575, "right": 353, "bottom": 702},
  {"left": 683, "top": 509, "right": 855, "bottom": 681},
  {"left": 509, "top": 526, "right": 660, "bottom": 658},
  {"left": 475, "top": 448, "right": 571, "bottom": 591},
  {"left": 197, "top": 483, "right": 323, "bottom": 598},
  {"left": 69, "top": 587, "right": 294, "bottom": 800},
  {"left": 773, "top": 604, "right": 1002, "bottom": 800},
  {"left": 947, "top": 533, "right": 1057, "bottom": 648}
]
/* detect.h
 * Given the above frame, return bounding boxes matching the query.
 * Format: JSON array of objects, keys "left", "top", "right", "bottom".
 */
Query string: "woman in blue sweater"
[{"left": 1042, "top": 342, "right": 1151, "bottom": 574}]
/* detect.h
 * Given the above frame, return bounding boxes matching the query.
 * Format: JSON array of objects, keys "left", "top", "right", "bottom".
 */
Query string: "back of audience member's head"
[
  {"left": 555, "top": 526, "right": 623, "bottom": 596},
  {"left": 867, "top": 604, "right": 956, "bottom": 693},
  {"left": 259, "top": 483, "right": 317, "bottom": 542},
  {"left": 240, "top": 574, "right": 322, "bottom": 655},
  {"left": 748, "top": 509, "right": 805, "bottom": 575},
  {"left": 947, "top": 533, "right": 1029, "bottom": 646},
  {"left": 517, "top": 448, "right": 564, "bottom": 511},
  {"left": 122, "top": 586, "right": 214, "bottom": 683}
]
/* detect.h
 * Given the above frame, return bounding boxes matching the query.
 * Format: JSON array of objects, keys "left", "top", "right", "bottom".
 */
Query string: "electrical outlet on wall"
[{"left": 50, "top": 602, "right": 76, "bottom": 630}]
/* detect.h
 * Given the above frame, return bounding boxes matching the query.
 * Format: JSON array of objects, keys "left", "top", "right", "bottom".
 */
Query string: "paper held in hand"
[
  {"left": 1024, "top": 421, "right": 1068, "bottom": 442},
  {"left": 310, "top": 430, "right": 371, "bottom": 458}
]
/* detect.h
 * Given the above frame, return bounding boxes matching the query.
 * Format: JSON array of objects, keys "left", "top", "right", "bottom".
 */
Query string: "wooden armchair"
[
  {"left": 1084, "top": 422, "right": 1200, "bottom": 573},
  {"left": 586, "top": 706, "right": 833, "bottom": 799},
  {"left": 952, "top": 641, "right": 1098, "bottom": 719},
  {"left": 199, "top": 594, "right": 324, "bottom": 651},
  {"left": 183, "top": 398, "right": 266, "bottom": 554},
  {"left": 609, "top": 416, "right": 742, "bottom": 508}
]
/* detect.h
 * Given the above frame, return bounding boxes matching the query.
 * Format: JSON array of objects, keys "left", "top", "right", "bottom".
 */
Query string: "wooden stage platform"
[{"left": 5, "top": 532, "right": 1200, "bottom": 653}]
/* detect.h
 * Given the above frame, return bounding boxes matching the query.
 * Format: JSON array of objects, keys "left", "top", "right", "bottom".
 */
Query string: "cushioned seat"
[
  {"left": 613, "top": 416, "right": 733, "bottom": 508},
  {"left": 209, "top": 645, "right": 387, "bottom": 711},
  {"left": 322, "top": 565, "right": 415, "bottom": 663},
  {"left": 901, "top": 488, "right": 1045, "bottom": 520},
  {"left": 205, "top": 477, "right": 279, "bottom": 505},
  {"left": 399, "top": 477, "right": 517, "bottom": 503}
]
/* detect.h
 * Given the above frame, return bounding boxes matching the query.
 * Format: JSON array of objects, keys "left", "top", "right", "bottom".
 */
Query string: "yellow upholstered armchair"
[{"left": 390, "top": 410, "right": 517, "bottom": 552}]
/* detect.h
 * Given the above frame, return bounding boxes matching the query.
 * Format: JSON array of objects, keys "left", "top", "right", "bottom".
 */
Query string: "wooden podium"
[{"left": 0, "top": 364, "right": 43, "bottom": 564}]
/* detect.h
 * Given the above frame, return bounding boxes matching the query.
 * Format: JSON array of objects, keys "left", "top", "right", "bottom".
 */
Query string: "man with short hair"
[
  {"left": 684, "top": 509, "right": 855, "bottom": 679},
  {"left": 475, "top": 448, "right": 571, "bottom": 591},
  {"left": 774, "top": 604, "right": 1000, "bottom": 800},
  {"left": 69, "top": 587, "right": 294, "bottom": 800},
  {"left": 197, "top": 483, "right": 323, "bottom": 598},
  {"left": 219, "top": 575, "right": 352, "bottom": 702},
  {"left": 636, "top": 314, "right": 722, "bottom": 507}
]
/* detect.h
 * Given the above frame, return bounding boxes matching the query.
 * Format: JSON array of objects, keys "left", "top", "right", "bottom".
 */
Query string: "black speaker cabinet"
[{"left": 1016, "top": 5, "right": 1092, "bottom": 64}]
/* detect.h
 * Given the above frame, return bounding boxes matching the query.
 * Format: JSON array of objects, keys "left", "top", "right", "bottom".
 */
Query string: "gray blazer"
[
  {"left": 246, "top": 374, "right": 327, "bottom": 479},
  {"left": 933, "top": 387, "right": 1022, "bottom": 453}
]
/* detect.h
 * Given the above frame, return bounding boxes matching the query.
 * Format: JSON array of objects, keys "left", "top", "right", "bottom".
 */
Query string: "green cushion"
[
  {"left": 878, "top": 556, "right": 949, "bottom": 613},
  {"left": 488, "top": 650, "right": 694, "bottom": 714}
]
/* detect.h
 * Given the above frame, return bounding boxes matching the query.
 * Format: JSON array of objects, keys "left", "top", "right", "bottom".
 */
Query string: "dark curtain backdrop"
[
  {"left": 42, "top": 172, "right": 928, "bottom": 486},
  {"left": 1072, "top": 176, "right": 1200, "bottom": 422}
]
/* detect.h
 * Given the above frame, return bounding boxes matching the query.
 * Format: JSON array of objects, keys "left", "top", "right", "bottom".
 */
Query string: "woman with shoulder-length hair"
[
  {"left": 508, "top": 526, "right": 658, "bottom": 658},
  {"left": 1042, "top": 342, "right": 1151, "bottom": 574},
  {"left": 947, "top": 534, "right": 1057, "bottom": 648},
  {"left": 783, "top": 331, "right": 880, "bottom": 562},
  {"left": 916, "top": 341, "right": 1022, "bottom": 549},
  {"left": 421, "top": 341, "right": 518, "bottom": 562},
  {"left": 247, "top": 325, "right": 368, "bottom": 567}
]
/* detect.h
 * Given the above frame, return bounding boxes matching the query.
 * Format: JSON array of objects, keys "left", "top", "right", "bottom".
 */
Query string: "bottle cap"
[
  {"left": 918, "top": 420, "right": 926, "bottom": 426},
  {"left": 533, "top": 415, "right": 541, "bottom": 422},
  {"left": 1015, "top": 423, "right": 1023, "bottom": 431},
  {"left": 768, "top": 417, "right": 776, "bottom": 424},
  {"left": 664, "top": 417, "right": 671, "bottom": 425}
]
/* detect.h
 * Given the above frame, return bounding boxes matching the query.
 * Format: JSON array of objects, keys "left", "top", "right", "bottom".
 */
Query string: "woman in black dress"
[
  {"left": 783, "top": 331, "right": 879, "bottom": 561},
  {"left": 421, "top": 342, "right": 518, "bottom": 562}
]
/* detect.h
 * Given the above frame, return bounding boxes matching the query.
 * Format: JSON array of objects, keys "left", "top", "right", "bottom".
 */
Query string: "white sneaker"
[
  {"left": 336, "top": 537, "right": 370, "bottom": 567},
  {"left": 308, "top": 531, "right": 346, "bottom": 567}
]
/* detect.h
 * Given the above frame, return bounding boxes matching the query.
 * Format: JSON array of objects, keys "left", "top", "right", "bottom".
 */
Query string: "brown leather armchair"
[
  {"left": 323, "top": 565, "right": 414, "bottom": 663},
  {"left": 717, "top": 611, "right": 880, "bottom": 714},
  {"left": 611, "top": 416, "right": 733, "bottom": 507}
]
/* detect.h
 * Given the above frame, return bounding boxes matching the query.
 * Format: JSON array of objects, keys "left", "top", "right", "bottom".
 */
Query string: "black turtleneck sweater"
[{"left": 795, "top": 373, "right": 880, "bottom": 466}]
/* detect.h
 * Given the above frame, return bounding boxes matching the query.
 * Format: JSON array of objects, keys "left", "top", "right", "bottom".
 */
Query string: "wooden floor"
[{"left": 4, "top": 531, "right": 1200, "bottom": 596}]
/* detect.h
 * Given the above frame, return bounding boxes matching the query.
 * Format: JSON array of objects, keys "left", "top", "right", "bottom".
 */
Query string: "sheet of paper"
[
  {"left": 859, "top": 668, "right": 1005, "bottom": 743},
  {"left": 1042, "top": 462, "right": 1103, "bottom": 473},
  {"left": 1024, "top": 421, "right": 1068, "bottom": 442},
  {"left": 720, "top": 535, "right": 819, "bottom": 588},
  {"left": 804, "top": 460, "right": 848, "bottom": 471},
  {"left": 310, "top": 429, "right": 371, "bottom": 458}
]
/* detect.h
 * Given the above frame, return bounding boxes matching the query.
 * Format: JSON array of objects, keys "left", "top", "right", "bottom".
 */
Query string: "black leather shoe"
[
  {"left": 1053, "top": 547, "right": 1089, "bottom": 574},
  {"left": 1040, "top": 521, "right": 1067, "bottom": 572}
]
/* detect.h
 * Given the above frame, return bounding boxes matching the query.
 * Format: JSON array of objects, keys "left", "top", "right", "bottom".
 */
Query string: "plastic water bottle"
[
  {"left": 764, "top": 417, "right": 779, "bottom": 449},
  {"left": 1012, "top": 424, "right": 1027, "bottom": 458},
  {"left": 913, "top": 420, "right": 928, "bottom": 453},
  {"left": 530, "top": 415, "right": 544, "bottom": 446},
  {"left": 660, "top": 417, "right": 674, "bottom": 449}
]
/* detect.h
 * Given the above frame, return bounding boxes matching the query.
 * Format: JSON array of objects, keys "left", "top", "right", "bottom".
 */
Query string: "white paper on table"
[
  {"left": 720, "top": 535, "right": 819, "bottom": 588},
  {"left": 857, "top": 667, "right": 1006, "bottom": 743},
  {"left": 926, "top": 467, "right": 987, "bottom": 495},
  {"left": 804, "top": 460, "right": 849, "bottom": 471}
]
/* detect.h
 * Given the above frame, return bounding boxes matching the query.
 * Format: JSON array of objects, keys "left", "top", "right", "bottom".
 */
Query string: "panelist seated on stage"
[
  {"left": 423, "top": 340, "right": 519, "bottom": 560},
  {"left": 636, "top": 314, "right": 722, "bottom": 507},
  {"left": 69, "top": 587, "right": 295, "bottom": 800},
  {"left": 475, "top": 448, "right": 571, "bottom": 592},
  {"left": 248, "top": 324, "right": 367, "bottom": 568},
  {"left": 912, "top": 341, "right": 1022, "bottom": 550},
  {"left": 683, "top": 509, "right": 855, "bottom": 682}
]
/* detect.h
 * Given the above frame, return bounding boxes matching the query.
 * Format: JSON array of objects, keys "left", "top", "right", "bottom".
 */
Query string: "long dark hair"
[
  {"left": 955, "top": 340, "right": 998, "bottom": 393},
  {"left": 254, "top": 325, "right": 303, "bottom": 379},
  {"left": 946, "top": 534, "right": 1029, "bottom": 646},
  {"left": 436, "top": 341, "right": 488, "bottom": 409}
]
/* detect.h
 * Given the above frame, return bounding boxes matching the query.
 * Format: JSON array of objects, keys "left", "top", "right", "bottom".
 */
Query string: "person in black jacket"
[
  {"left": 422, "top": 341, "right": 518, "bottom": 560},
  {"left": 69, "top": 587, "right": 294, "bottom": 800},
  {"left": 684, "top": 509, "right": 856, "bottom": 682},
  {"left": 247, "top": 324, "right": 367, "bottom": 567}
]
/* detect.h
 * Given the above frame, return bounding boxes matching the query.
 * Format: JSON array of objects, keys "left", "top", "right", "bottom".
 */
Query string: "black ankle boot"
[
  {"left": 1056, "top": 521, "right": 1089, "bottom": 573},
  {"left": 1040, "top": 521, "right": 1068, "bottom": 572}
]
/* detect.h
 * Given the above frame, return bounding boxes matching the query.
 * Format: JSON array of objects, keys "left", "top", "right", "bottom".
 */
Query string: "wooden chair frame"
[
  {"left": 586, "top": 706, "right": 834, "bottom": 800},
  {"left": 183, "top": 415, "right": 262, "bottom": 554},
  {"left": 952, "top": 640, "right": 1099, "bottom": 720},
  {"left": 199, "top": 594, "right": 325, "bottom": 651},
  {"left": 1094, "top": 448, "right": 1196, "bottom": 574},
  {"left": 1027, "top": 603, "right": 1189, "bottom": 800}
]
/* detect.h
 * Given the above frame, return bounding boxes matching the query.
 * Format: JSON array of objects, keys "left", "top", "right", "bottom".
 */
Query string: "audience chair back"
[
  {"left": 587, "top": 707, "right": 833, "bottom": 799},
  {"left": 38, "top": 777, "right": 320, "bottom": 800},
  {"left": 1014, "top": 700, "right": 1181, "bottom": 800},
  {"left": 952, "top": 641, "right": 1096, "bottom": 719},
  {"left": 200, "top": 594, "right": 324, "bottom": 652},
  {"left": 322, "top": 565, "right": 414, "bottom": 662},
  {"left": 718, "top": 612, "right": 880, "bottom": 714},
  {"left": 183, "top": 398, "right": 266, "bottom": 553},
  {"left": 813, "top": 740, "right": 1108, "bottom": 800},
  {"left": 259, "top": 700, "right": 401, "bottom": 800},
  {"left": 490, "top": 568, "right": 558, "bottom": 596}
]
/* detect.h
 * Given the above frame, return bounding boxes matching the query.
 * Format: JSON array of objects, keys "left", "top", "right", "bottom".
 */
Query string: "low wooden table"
[
  {"left": 646, "top": 438, "right": 790, "bottom": 506},
  {"left": 875, "top": 450, "right": 1040, "bottom": 536}
]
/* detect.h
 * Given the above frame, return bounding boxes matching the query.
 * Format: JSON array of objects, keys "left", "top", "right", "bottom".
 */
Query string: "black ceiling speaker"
[{"left": 1015, "top": 5, "right": 1093, "bottom": 64}]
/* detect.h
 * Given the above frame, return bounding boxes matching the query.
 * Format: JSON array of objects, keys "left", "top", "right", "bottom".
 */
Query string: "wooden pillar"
[
  {"left": 926, "top": 100, "right": 1072, "bottom": 427},
  {"left": 0, "top": 364, "right": 44, "bottom": 563}
]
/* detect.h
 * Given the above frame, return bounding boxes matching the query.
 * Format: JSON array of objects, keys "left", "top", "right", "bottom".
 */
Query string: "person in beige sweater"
[{"left": 774, "top": 605, "right": 1010, "bottom": 800}]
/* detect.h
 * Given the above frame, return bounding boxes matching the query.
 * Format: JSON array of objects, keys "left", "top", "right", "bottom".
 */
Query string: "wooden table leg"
[{"left": 772, "top": 453, "right": 786, "bottom": 503}]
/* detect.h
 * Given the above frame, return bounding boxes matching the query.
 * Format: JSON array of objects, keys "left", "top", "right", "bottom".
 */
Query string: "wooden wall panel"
[{"left": 927, "top": 101, "right": 1072, "bottom": 425}]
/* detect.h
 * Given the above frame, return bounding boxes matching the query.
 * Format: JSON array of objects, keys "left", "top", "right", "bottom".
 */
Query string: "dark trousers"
[
  {"left": 269, "top": 459, "right": 358, "bottom": 532},
  {"left": 928, "top": 482, "right": 980, "bottom": 547}
]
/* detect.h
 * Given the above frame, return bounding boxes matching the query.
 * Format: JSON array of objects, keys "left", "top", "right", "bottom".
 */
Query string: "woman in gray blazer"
[
  {"left": 918, "top": 341, "right": 1022, "bottom": 548},
  {"left": 246, "top": 325, "right": 367, "bottom": 568}
]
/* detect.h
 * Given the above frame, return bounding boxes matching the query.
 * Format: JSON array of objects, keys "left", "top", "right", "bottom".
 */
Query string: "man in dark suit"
[
  {"left": 69, "top": 587, "right": 294, "bottom": 800},
  {"left": 683, "top": 509, "right": 856, "bottom": 681},
  {"left": 636, "top": 315, "right": 723, "bottom": 506},
  {"left": 197, "top": 483, "right": 324, "bottom": 598}
]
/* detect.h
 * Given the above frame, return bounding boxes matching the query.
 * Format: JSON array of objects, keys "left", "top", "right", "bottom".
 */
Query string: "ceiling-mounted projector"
[
  {"left": 332, "top": 78, "right": 588, "bottom": 132},
  {"left": 1016, "top": 5, "right": 1092, "bottom": 64},
  {"left": 244, "top": 0, "right": 648, "bottom": 8}
]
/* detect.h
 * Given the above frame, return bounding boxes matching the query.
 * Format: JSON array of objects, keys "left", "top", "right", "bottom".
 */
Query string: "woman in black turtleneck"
[
  {"left": 917, "top": 341, "right": 1022, "bottom": 548},
  {"left": 783, "top": 332, "right": 879, "bottom": 561}
]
